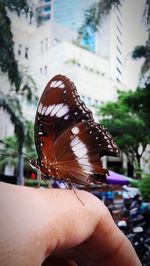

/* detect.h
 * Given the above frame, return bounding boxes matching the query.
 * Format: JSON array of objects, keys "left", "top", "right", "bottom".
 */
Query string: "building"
[
  {"left": 27, "top": 0, "right": 147, "bottom": 88},
  {"left": 10, "top": 10, "right": 128, "bottom": 120},
  {"left": 51, "top": 0, "right": 147, "bottom": 88},
  {"left": 0, "top": 0, "right": 147, "bottom": 175}
]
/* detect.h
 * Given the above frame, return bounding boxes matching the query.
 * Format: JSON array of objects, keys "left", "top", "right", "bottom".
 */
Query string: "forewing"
[{"left": 34, "top": 75, "right": 94, "bottom": 161}]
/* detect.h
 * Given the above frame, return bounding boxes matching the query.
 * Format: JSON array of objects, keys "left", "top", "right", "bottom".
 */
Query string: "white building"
[
  {"left": 8, "top": 11, "right": 128, "bottom": 122},
  {"left": 23, "top": 0, "right": 147, "bottom": 89},
  {"left": 0, "top": 0, "right": 147, "bottom": 175},
  {"left": 51, "top": 0, "right": 147, "bottom": 88}
]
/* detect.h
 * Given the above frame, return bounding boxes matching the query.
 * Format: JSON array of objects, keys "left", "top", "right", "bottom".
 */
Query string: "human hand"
[{"left": 0, "top": 182, "right": 141, "bottom": 266}]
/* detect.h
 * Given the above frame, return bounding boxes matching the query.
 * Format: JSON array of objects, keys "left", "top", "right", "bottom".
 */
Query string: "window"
[
  {"left": 44, "top": 6, "right": 50, "bottom": 12},
  {"left": 116, "top": 25, "right": 122, "bottom": 35},
  {"left": 117, "top": 35, "right": 122, "bottom": 45},
  {"left": 44, "top": 65, "right": 47, "bottom": 75},
  {"left": 117, "top": 5, "right": 122, "bottom": 16},
  {"left": 45, "top": 38, "right": 48, "bottom": 50},
  {"left": 116, "top": 67, "right": 122, "bottom": 75},
  {"left": 116, "top": 46, "right": 122, "bottom": 55},
  {"left": 117, "top": 15, "right": 122, "bottom": 26},
  {"left": 117, "top": 77, "right": 121, "bottom": 83},
  {"left": 25, "top": 47, "right": 28, "bottom": 58},
  {"left": 18, "top": 44, "right": 22, "bottom": 55},
  {"left": 116, "top": 56, "right": 122, "bottom": 65},
  {"left": 41, "top": 40, "right": 43, "bottom": 52}
]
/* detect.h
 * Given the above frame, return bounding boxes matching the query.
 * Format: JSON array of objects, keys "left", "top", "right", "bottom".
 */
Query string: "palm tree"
[
  {"left": 0, "top": 121, "right": 37, "bottom": 177},
  {"left": 0, "top": 1, "right": 38, "bottom": 184},
  {"left": 0, "top": 136, "right": 18, "bottom": 175},
  {"left": 0, "top": 92, "right": 25, "bottom": 184},
  {"left": 0, "top": 1, "right": 29, "bottom": 90}
]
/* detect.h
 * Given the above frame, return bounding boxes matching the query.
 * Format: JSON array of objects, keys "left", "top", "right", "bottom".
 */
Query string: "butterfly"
[{"left": 29, "top": 74, "right": 119, "bottom": 187}]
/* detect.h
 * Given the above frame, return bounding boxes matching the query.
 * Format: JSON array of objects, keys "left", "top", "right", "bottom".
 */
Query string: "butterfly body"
[{"left": 30, "top": 75, "right": 119, "bottom": 186}]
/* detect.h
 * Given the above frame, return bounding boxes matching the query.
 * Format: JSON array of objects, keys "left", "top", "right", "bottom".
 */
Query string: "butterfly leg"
[
  {"left": 36, "top": 167, "right": 41, "bottom": 188},
  {"left": 41, "top": 175, "right": 51, "bottom": 188},
  {"left": 36, "top": 166, "right": 51, "bottom": 188},
  {"left": 66, "top": 178, "right": 84, "bottom": 206}
]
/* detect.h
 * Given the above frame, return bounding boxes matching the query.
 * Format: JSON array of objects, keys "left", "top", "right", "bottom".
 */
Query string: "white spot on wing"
[
  {"left": 51, "top": 103, "right": 64, "bottom": 116},
  {"left": 70, "top": 138, "right": 93, "bottom": 172},
  {"left": 64, "top": 114, "right": 69, "bottom": 120},
  {"left": 45, "top": 104, "right": 55, "bottom": 115},
  {"left": 56, "top": 105, "right": 69, "bottom": 117},
  {"left": 55, "top": 80, "right": 62, "bottom": 87},
  {"left": 78, "top": 158, "right": 93, "bottom": 172},
  {"left": 71, "top": 137, "right": 80, "bottom": 147},
  {"left": 71, "top": 127, "right": 79, "bottom": 135},
  {"left": 50, "top": 80, "right": 58, "bottom": 87},
  {"left": 59, "top": 83, "right": 65, "bottom": 88},
  {"left": 38, "top": 103, "right": 43, "bottom": 114},
  {"left": 51, "top": 80, "right": 65, "bottom": 88},
  {"left": 71, "top": 139, "right": 87, "bottom": 157},
  {"left": 41, "top": 106, "right": 47, "bottom": 115}
]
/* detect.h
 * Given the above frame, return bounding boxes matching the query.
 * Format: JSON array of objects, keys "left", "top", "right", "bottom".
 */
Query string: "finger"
[
  {"left": 0, "top": 182, "right": 104, "bottom": 266},
  {"left": 0, "top": 182, "right": 141, "bottom": 266}
]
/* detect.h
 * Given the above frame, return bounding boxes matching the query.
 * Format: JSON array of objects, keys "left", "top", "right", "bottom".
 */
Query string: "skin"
[{"left": 0, "top": 182, "right": 141, "bottom": 266}]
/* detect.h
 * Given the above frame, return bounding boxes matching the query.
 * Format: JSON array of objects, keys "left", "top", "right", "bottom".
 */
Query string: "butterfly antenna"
[
  {"left": 0, "top": 140, "right": 32, "bottom": 160},
  {"left": 66, "top": 178, "right": 84, "bottom": 206}
]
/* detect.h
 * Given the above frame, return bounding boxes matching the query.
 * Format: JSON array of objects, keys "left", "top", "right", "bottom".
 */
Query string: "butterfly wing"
[
  {"left": 34, "top": 74, "right": 119, "bottom": 184},
  {"left": 50, "top": 121, "right": 118, "bottom": 185},
  {"left": 34, "top": 74, "right": 94, "bottom": 163}
]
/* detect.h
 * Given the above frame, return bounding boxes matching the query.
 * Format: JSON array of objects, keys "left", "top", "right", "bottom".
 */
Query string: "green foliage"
[
  {"left": 0, "top": 1, "right": 29, "bottom": 91},
  {"left": 123, "top": 85, "right": 150, "bottom": 132},
  {"left": 0, "top": 120, "right": 37, "bottom": 172},
  {"left": 139, "top": 174, "right": 150, "bottom": 201},
  {"left": 132, "top": 1, "right": 150, "bottom": 83},
  {"left": 0, "top": 1, "right": 38, "bottom": 176},
  {"left": 132, "top": 45, "right": 146, "bottom": 59},
  {"left": 24, "top": 120, "right": 37, "bottom": 159},
  {"left": 144, "top": 0, "right": 150, "bottom": 27},
  {"left": 0, "top": 92, "right": 25, "bottom": 149},
  {"left": 96, "top": 90, "right": 150, "bottom": 173},
  {"left": 0, "top": 136, "right": 18, "bottom": 170},
  {"left": 0, "top": 1, "right": 39, "bottom": 183}
]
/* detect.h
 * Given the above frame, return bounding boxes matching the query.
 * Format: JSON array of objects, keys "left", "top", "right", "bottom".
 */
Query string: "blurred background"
[{"left": 0, "top": 1, "right": 150, "bottom": 264}]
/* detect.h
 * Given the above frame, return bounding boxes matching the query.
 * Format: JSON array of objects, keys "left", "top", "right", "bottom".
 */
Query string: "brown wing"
[
  {"left": 34, "top": 74, "right": 94, "bottom": 163},
  {"left": 34, "top": 74, "right": 119, "bottom": 184},
  {"left": 48, "top": 121, "right": 119, "bottom": 185}
]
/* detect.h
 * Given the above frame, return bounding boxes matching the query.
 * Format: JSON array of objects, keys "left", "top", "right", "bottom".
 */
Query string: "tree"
[
  {"left": 0, "top": 1, "right": 38, "bottom": 184},
  {"left": 0, "top": 121, "right": 37, "bottom": 176},
  {"left": 139, "top": 174, "right": 150, "bottom": 201},
  {"left": 120, "top": 85, "right": 150, "bottom": 133},
  {"left": 96, "top": 90, "right": 150, "bottom": 177},
  {"left": 0, "top": 0, "right": 29, "bottom": 90},
  {"left": 0, "top": 136, "right": 17, "bottom": 174}
]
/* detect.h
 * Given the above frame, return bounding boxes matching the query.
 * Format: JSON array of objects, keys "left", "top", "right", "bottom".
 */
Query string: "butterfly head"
[{"left": 28, "top": 159, "right": 40, "bottom": 170}]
